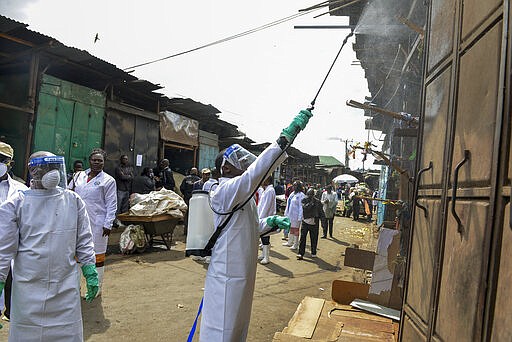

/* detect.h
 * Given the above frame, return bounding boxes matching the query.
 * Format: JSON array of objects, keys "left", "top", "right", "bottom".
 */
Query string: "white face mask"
[
  {"left": 0, "top": 163, "right": 7, "bottom": 178},
  {"left": 41, "top": 169, "right": 61, "bottom": 189}
]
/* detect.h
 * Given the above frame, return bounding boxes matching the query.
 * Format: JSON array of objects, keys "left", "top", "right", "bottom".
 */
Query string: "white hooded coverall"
[
  {"left": 199, "top": 142, "right": 286, "bottom": 342},
  {"left": 257, "top": 184, "right": 276, "bottom": 219},
  {"left": 0, "top": 175, "right": 28, "bottom": 312},
  {"left": 0, "top": 188, "right": 96, "bottom": 341},
  {"left": 285, "top": 191, "right": 305, "bottom": 227}
]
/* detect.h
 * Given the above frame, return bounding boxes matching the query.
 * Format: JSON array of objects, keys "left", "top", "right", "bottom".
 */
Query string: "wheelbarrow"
[{"left": 117, "top": 213, "right": 180, "bottom": 250}]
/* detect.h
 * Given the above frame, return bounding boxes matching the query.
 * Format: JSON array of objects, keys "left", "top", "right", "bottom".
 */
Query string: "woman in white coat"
[
  {"left": 283, "top": 181, "right": 306, "bottom": 250},
  {"left": 69, "top": 148, "right": 117, "bottom": 296},
  {"left": 199, "top": 109, "right": 312, "bottom": 342}
]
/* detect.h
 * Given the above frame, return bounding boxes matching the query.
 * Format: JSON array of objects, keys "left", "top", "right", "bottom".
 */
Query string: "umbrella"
[{"left": 332, "top": 174, "right": 358, "bottom": 184}]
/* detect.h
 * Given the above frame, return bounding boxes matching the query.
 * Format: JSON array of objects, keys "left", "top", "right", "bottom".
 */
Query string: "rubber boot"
[
  {"left": 290, "top": 235, "right": 299, "bottom": 250},
  {"left": 282, "top": 235, "right": 293, "bottom": 247},
  {"left": 260, "top": 245, "right": 270, "bottom": 265},
  {"left": 96, "top": 266, "right": 105, "bottom": 298}
]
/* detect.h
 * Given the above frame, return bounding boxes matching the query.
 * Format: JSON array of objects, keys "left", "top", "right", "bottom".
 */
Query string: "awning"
[{"left": 160, "top": 111, "right": 198, "bottom": 147}]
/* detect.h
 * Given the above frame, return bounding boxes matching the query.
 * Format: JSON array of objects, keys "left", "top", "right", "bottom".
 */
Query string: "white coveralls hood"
[
  {"left": 199, "top": 142, "right": 286, "bottom": 342},
  {"left": 0, "top": 188, "right": 96, "bottom": 341}
]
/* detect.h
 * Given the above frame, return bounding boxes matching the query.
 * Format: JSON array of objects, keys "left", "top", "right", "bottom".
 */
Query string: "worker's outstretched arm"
[
  {"left": 277, "top": 109, "right": 313, "bottom": 149},
  {"left": 259, "top": 215, "right": 291, "bottom": 236}
]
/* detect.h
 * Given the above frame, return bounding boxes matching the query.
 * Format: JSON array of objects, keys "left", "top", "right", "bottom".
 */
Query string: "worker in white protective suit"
[
  {"left": 257, "top": 175, "right": 276, "bottom": 265},
  {"left": 283, "top": 181, "right": 306, "bottom": 250},
  {"left": 0, "top": 151, "right": 99, "bottom": 341},
  {"left": 199, "top": 109, "right": 312, "bottom": 342},
  {"left": 68, "top": 148, "right": 117, "bottom": 297},
  {"left": 0, "top": 142, "right": 27, "bottom": 325}
]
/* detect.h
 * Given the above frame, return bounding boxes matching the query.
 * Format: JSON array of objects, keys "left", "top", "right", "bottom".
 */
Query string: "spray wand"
[
  {"left": 207, "top": 31, "right": 355, "bottom": 216},
  {"left": 307, "top": 30, "right": 354, "bottom": 111}
]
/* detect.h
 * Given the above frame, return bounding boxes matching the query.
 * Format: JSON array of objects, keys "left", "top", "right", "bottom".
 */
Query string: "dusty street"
[{"left": 0, "top": 215, "right": 377, "bottom": 342}]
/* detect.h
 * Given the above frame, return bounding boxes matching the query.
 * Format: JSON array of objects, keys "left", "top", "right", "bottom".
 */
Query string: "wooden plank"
[
  {"left": 344, "top": 248, "right": 376, "bottom": 270},
  {"left": 329, "top": 307, "right": 392, "bottom": 323},
  {"left": 273, "top": 332, "right": 329, "bottom": 341},
  {"left": 335, "top": 315, "right": 395, "bottom": 334},
  {"left": 117, "top": 213, "right": 179, "bottom": 222},
  {"left": 285, "top": 297, "right": 325, "bottom": 338},
  {"left": 338, "top": 331, "right": 395, "bottom": 341},
  {"left": 331, "top": 280, "right": 369, "bottom": 304}
]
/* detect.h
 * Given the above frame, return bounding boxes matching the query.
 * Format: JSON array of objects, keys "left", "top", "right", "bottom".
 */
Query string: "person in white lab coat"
[
  {"left": 0, "top": 142, "right": 27, "bottom": 324},
  {"left": 283, "top": 181, "right": 306, "bottom": 250},
  {"left": 69, "top": 148, "right": 117, "bottom": 296},
  {"left": 257, "top": 176, "right": 276, "bottom": 265},
  {"left": 199, "top": 109, "right": 312, "bottom": 342},
  {"left": 0, "top": 151, "right": 98, "bottom": 341},
  {"left": 321, "top": 185, "right": 338, "bottom": 238}
]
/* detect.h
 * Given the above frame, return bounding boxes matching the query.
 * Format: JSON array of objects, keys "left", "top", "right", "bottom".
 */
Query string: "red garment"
[{"left": 285, "top": 184, "right": 294, "bottom": 199}]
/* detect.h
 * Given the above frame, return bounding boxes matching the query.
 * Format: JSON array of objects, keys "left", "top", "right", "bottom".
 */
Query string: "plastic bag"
[{"left": 120, "top": 224, "right": 147, "bottom": 254}]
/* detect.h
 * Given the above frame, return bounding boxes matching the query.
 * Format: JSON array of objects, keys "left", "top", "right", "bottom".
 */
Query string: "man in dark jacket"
[
  {"left": 180, "top": 167, "right": 200, "bottom": 235},
  {"left": 154, "top": 159, "right": 175, "bottom": 191},
  {"left": 297, "top": 188, "right": 323, "bottom": 260},
  {"left": 114, "top": 155, "right": 133, "bottom": 215},
  {"left": 192, "top": 168, "right": 211, "bottom": 191},
  {"left": 131, "top": 167, "right": 156, "bottom": 194}
]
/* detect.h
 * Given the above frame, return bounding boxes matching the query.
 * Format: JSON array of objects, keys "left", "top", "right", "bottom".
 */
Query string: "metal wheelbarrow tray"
[{"left": 117, "top": 213, "right": 180, "bottom": 250}]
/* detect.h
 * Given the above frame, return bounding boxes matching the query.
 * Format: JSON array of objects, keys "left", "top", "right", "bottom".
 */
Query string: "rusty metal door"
[
  {"left": 402, "top": 0, "right": 510, "bottom": 341},
  {"left": 103, "top": 109, "right": 159, "bottom": 177}
]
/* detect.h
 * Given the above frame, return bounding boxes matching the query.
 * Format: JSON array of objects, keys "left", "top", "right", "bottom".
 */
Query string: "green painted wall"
[{"left": 33, "top": 74, "right": 105, "bottom": 172}]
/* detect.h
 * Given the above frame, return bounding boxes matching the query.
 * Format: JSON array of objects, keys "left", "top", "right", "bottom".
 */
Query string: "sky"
[{"left": 2, "top": 0, "right": 383, "bottom": 171}]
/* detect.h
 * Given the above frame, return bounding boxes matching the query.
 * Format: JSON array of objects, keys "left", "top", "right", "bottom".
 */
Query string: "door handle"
[
  {"left": 415, "top": 161, "right": 433, "bottom": 218},
  {"left": 451, "top": 150, "right": 470, "bottom": 235}
]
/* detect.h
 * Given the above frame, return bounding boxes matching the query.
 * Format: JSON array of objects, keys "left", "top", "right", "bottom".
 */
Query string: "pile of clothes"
[{"left": 129, "top": 188, "right": 187, "bottom": 218}]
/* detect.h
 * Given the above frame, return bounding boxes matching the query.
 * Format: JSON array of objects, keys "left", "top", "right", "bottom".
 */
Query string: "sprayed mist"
[{"left": 354, "top": 0, "right": 411, "bottom": 39}]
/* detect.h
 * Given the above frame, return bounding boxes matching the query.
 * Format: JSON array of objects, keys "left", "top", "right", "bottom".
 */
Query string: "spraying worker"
[
  {"left": 0, "top": 151, "right": 98, "bottom": 341},
  {"left": 198, "top": 109, "right": 312, "bottom": 341}
]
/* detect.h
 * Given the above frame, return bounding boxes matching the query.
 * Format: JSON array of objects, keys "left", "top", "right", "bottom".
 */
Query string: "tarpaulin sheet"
[{"left": 160, "top": 111, "right": 199, "bottom": 146}]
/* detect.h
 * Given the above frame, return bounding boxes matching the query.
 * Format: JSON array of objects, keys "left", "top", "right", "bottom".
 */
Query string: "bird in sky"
[{"left": 94, "top": 33, "right": 100, "bottom": 43}]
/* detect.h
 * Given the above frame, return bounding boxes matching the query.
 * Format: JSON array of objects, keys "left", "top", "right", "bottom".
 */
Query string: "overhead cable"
[{"left": 123, "top": 7, "right": 320, "bottom": 70}]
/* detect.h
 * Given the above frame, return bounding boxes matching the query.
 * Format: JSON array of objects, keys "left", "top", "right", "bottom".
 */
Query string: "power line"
[{"left": 123, "top": 8, "right": 320, "bottom": 70}]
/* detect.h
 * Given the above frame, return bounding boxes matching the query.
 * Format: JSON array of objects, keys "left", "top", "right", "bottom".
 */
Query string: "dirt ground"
[{"left": 0, "top": 215, "right": 377, "bottom": 341}]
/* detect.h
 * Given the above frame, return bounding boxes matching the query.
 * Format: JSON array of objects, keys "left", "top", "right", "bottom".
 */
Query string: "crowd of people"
[{"left": 259, "top": 177, "right": 378, "bottom": 262}]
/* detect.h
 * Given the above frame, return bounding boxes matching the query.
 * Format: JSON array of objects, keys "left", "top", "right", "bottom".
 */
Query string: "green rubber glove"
[
  {"left": 0, "top": 281, "right": 4, "bottom": 329},
  {"left": 266, "top": 215, "right": 291, "bottom": 233},
  {"left": 81, "top": 264, "right": 99, "bottom": 302},
  {"left": 280, "top": 109, "right": 313, "bottom": 143}
]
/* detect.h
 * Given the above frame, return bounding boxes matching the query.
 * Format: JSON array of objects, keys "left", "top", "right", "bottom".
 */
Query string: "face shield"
[
  {"left": 28, "top": 155, "right": 67, "bottom": 189},
  {"left": 221, "top": 144, "right": 257, "bottom": 173}
]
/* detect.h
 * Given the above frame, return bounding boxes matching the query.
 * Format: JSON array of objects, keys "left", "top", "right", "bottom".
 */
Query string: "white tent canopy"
[{"left": 332, "top": 174, "right": 358, "bottom": 184}]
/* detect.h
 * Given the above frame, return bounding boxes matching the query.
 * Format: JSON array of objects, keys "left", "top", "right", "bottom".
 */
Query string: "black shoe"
[
  {"left": 329, "top": 235, "right": 333, "bottom": 238},
  {"left": 296, "top": 254, "right": 303, "bottom": 260},
  {"left": 320, "top": 236, "right": 327, "bottom": 239}
]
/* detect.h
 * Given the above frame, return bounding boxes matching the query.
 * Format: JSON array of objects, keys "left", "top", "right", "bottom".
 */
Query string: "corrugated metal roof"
[
  {"left": 0, "top": 15, "right": 248, "bottom": 139},
  {"left": 317, "top": 155, "right": 343, "bottom": 167},
  {"left": 0, "top": 15, "right": 163, "bottom": 108}
]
